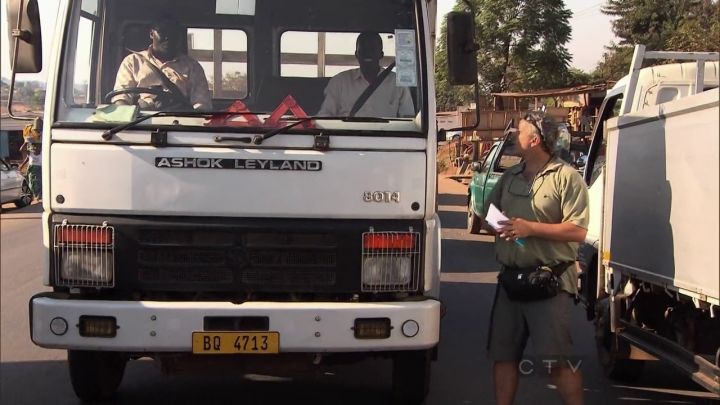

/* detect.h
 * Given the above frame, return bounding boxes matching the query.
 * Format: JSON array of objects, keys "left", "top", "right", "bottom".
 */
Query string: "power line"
[{"left": 572, "top": 2, "right": 603, "bottom": 18}]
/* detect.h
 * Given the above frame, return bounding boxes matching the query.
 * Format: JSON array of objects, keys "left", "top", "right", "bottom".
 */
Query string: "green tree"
[
  {"left": 594, "top": 0, "right": 719, "bottom": 82},
  {"left": 593, "top": 43, "right": 634, "bottom": 83},
  {"left": 565, "top": 67, "right": 596, "bottom": 87},
  {"left": 222, "top": 71, "right": 248, "bottom": 94},
  {"left": 667, "top": 1, "right": 720, "bottom": 52},
  {"left": 435, "top": 0, "right": 574, "bottom": 111}
]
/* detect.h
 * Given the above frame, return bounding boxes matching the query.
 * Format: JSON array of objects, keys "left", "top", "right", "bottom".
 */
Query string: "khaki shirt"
[
  {"left": 482, "top": 157, "right": 589, "bottom": 294},
  {"left": 113, "top": 49, "right": 213, "bottom": 110},
  {"left": 318, "top": 68, "right": 415, "bottom": 118}
]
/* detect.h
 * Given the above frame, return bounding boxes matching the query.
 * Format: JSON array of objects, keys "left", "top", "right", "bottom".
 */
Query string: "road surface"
[{"left": 1, "top": 179, "right": 716, "bottom": 404}]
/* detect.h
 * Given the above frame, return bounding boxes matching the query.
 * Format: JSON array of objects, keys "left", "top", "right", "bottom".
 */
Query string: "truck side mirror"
[
  {"left": 6, "top": 0, "right": 43, "bottom": 73},
  {"left": 471, "top": 161, "right": 482, "bottom": 172},
  {"left": 446, "top": 12, "right": 478, "bottom": 86}
]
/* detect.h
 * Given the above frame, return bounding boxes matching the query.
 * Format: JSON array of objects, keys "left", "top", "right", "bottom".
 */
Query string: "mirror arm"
[{"left": 7, "top": 0, "right": 34, "bottom": 122}]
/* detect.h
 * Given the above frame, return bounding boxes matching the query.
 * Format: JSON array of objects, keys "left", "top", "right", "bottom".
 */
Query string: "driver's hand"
[{"left": 138, "top": 99, "right": 160, "bottom": 110}]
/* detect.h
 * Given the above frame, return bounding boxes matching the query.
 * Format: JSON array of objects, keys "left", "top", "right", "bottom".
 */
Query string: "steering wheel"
[{"left": 104, "top": 86, "right": 193, "bottom": 110}]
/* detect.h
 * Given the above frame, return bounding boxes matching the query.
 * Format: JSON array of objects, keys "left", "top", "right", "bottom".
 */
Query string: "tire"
[
  {"left": 392, "top": 349, "right": 432, "bottom": 405},
  {"left": 594, "top": 299, "right": 644, "bottom": 381},
  {"left": 68, "top": 350, "right": 128, "bottom": 402},
  {"left": 467, "top": 201, "right": 481, "bottom": 234},
  {"left": 13, "top": 181, "right": 32, "bottom": 208}
]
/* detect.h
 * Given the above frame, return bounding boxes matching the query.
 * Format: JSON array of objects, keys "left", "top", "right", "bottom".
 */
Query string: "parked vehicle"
[
  {"left": 578, "top": 45, "right": 719, "bottom": 394},
  {"left": 0, "top": 158, "right": 31, "bottom": 208},
  {"left": 6, "top": 0, "right": 483, "bottom": 402},
  {"left": 466, "top": 139, "right": 520, "bottom": 234}
]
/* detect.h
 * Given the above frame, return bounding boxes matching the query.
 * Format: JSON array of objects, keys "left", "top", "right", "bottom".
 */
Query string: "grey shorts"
[{"left": 487, "top": 285, "right": 575, "bottom": 363}]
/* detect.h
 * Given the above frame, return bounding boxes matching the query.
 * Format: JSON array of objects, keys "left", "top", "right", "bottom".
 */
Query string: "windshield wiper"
[
  {"left": 100, "top": 110, "right": 267, "bottom": 141},
  {"left": 101, "top": 111, "right": 163, "bottom": 140},
  {"left": 249, "top": 116, "right": 392, "bottom": 145}
]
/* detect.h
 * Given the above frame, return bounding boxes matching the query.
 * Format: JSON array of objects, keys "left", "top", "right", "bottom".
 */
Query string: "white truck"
[
  {"left": 578, "top": 45, "right": 720, "bottom": 394},
  {"left": 5, "top": 0, "right": 480, "bottom": 402}
]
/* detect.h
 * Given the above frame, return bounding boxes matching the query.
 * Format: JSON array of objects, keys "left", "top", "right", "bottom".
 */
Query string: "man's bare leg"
[
  {"left": 551, "top": 367, "right": 584, "bottom": 405},
  {"left": 494, "top": 361, "right": 519, "bottom": 405}
]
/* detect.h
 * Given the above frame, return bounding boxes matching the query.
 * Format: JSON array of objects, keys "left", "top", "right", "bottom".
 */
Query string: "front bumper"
[{"left": 30, "top": 295, "right": 440, "bottom": 352}]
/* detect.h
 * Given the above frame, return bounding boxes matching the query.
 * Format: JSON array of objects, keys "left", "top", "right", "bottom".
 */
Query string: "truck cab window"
[
  {"left": 480, "top": 146, "right": 496, "bottom": 172},
  {"left": 187, "top": 28, "right": 248, "bottom": 99},
  {"left": 55, "top": 0, "right": 423, "bottom": 134},
  {"left": 280, "top": 31, "right": 396, "bottom": 78},
  {"left": 587, "top": 94, "right": 623, "bottom": 186},
  {"left": 67, "top": 0, "right": 101, "bottom": 106}
]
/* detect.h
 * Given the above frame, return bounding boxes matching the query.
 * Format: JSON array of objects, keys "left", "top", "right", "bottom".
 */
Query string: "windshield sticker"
[
  {"left": 394, "top": 29, "right": 417, "bottom": 87},
  {"left": 155, "top": 157, "right": 321, "bottom": 171}
]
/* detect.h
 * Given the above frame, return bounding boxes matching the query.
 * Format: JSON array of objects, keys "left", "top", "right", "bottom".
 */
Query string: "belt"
[{"left": 501, "top": 261, "right": 574, "bottom": 277}]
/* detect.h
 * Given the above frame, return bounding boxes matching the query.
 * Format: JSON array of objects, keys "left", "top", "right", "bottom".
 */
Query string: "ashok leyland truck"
[
  {"left": 578, "top": 45, "right": 719, "bottom": 394},
  {"left": 5, "top": 0, "right": 480, "bottom": 402}
]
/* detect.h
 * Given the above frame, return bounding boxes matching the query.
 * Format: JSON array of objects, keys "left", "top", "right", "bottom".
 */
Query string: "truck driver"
[{"left": 112, "top": 17, "right": 212, "bottom": 111}]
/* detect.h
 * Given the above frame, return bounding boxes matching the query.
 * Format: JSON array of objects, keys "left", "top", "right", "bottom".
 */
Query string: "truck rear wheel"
[
  {"left": 595, "top": 300, "right": 644, "bottom": 381},
  {"left": 392, "top": 349, "right": 432, "bottom": 404},
  {"left": 68, "top": 350, "right": 127, "bottom": 402}
]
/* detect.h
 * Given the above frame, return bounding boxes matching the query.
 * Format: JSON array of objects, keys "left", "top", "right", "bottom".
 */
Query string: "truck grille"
[{"left": 136, "top": 230, "right": 338, "bottom": 290}]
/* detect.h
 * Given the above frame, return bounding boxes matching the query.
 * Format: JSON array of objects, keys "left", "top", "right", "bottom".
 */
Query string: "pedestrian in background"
[
  {"left": 26, "top": 142, "right": 42, "bottom": 202},
  {"left": 481, "top": 111, "right": 589, "bottom": 405}
]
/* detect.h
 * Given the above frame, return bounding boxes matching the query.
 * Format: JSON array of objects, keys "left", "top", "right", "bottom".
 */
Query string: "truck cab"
[{"left": 4, "top": 0, "right": 456, "bottom": 402}]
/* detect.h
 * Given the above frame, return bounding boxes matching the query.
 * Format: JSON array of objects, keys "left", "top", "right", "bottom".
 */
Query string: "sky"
[{"left": 0, "top": 0, "right": 616, "bottom": 82}]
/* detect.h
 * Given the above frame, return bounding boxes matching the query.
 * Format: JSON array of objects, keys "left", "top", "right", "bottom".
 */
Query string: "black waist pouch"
[{"left": 498, "top": 262, "right": 571, "bottom": 301}]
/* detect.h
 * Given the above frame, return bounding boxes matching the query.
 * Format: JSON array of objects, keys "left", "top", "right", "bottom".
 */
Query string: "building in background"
[{"left": 0, "top": 118, "right": 28, "bottom": 162}]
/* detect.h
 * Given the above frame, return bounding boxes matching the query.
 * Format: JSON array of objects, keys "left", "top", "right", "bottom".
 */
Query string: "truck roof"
[{"left": 609, "top": 60, "right": 719, "bottom": 112}]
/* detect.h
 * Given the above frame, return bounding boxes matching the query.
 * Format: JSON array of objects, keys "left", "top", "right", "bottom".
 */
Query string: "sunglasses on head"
[{"left": 522, "top": 114, "right": 544, "bottom": 140}]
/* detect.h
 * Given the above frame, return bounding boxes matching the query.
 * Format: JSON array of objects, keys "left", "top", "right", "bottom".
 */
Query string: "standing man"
[
  {"left": 318, "top": 32, "right": 414, "bottom": 118},
  {"left": 112, "top": 16, "right": 212, "bottom": 110},
  {"left": 26, "top": 142, "right": 42, "bottom": 202},
  {"left": 482, "top": 112, "right": 588, "bottom": 405}
]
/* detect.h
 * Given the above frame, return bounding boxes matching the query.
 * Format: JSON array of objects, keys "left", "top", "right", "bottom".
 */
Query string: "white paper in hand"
[{"left": 485, "top": 203, "right": 509, "bottom": 231}]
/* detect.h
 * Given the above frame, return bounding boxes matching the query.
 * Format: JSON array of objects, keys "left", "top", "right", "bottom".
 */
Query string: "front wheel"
[
  {"left": 68, "top": 350, "right": 128, "bottom": 402},
  {"left": 467, "top": 201, "right": 481, "bottom": 234},
  {"left": 594, "top": 299, "right": 644, "bottom": 381},
  {"left": 392, "top": 349, "right": 432, "bottom": 404}
]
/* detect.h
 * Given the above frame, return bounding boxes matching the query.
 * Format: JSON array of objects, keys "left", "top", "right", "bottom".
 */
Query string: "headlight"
[
  {"left": 60, "top": 251, "right": 114, "bottom": 283},
  {"left": 362, "top": 256, "right": 411, "bottom": 286},
  {"left": 54, "top": 224, "right": 115, "bottom": 287}
]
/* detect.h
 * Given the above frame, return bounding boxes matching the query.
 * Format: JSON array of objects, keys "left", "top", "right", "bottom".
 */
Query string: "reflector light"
[
  {"left": 78, "top": 316, "right": 117, "bottom": 338},
  {"left": 353, "top": 318, "right": 392, "bottom": 339},
  {"left": 362, "top": 233, "right": 415, "bottom": 249},
  {"left": 57, "top": 227, "right": 113, "bottom": 245}
]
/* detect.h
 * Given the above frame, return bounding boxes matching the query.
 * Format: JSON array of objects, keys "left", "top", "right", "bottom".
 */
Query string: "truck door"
[
  {"left": 483, "top": 141, "right": 521, "bottom": 206},
  {"left": 578, "top": 93, "right": 623, "bottom": 315},
  {"left": 469, "top": 143, "right": 497, "bottom": 214}
]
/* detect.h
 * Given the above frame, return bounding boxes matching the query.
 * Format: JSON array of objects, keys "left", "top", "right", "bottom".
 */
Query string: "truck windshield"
[{"left": 56, "top": 0, "right": 425, "bottom": 135}]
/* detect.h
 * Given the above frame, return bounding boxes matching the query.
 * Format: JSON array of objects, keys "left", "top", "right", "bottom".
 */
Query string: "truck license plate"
[{"left": 192, "top": 332, "right": 279, "bottom": 354}]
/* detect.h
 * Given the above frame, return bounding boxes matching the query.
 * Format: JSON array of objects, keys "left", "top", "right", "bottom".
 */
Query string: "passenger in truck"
[
  {"left": 111, "top": 17, "right": 212, "bottom": 111},
  {"left": 318, "top": 32, "right": 414, "bottom": 118}
]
